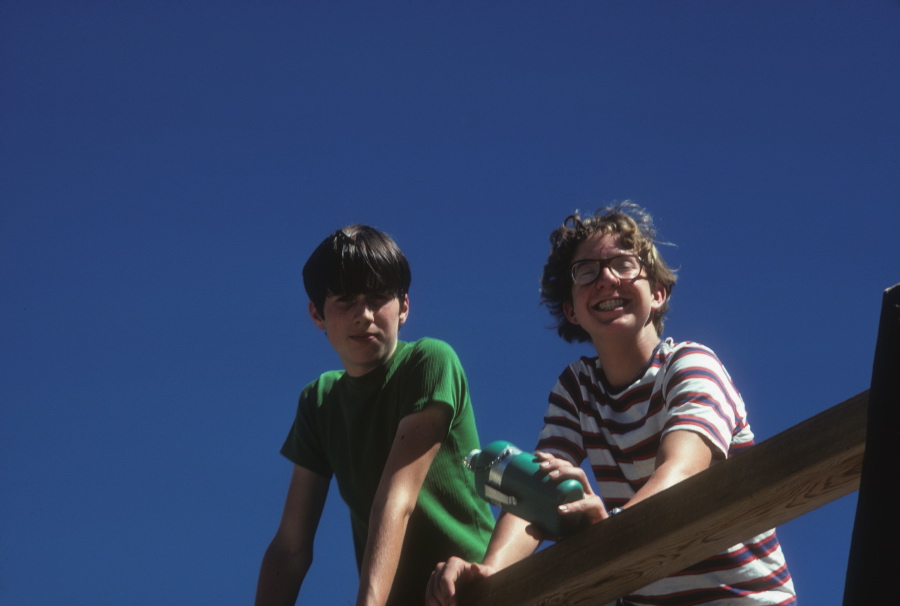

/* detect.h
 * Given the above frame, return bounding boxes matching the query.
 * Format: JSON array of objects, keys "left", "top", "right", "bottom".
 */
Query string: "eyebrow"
[{"left": 572, "top": 252, "right": 637, "bottom": 261}]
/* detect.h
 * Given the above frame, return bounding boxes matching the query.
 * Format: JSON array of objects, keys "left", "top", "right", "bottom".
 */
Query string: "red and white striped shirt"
[{"left": 537, "top": 338, "right": 796, "bottom": 605}]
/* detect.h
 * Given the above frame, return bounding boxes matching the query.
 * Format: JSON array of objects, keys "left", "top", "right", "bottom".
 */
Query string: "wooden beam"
[{"left": 462, "top": 391, "right": 867, "bottom": 606}]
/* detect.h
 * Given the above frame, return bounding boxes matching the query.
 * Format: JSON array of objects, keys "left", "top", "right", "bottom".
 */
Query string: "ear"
[
  {"left": 562, "top": 300, "right": 580, "bottom": 325},
  {"left": 308, "top": 301, "right": 326, "bottom": 330},
  {"left": 398, "top": 294, "right": 410, "bottom": 325},
  {"left": 649, "top": 283, "right": 667, "bottom": 312}
]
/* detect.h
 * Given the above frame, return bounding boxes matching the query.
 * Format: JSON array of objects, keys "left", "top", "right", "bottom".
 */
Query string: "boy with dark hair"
[
  {"left": 257, "top": 225, "right": 495, "bottom": 606},
  {"left": 426, "top": 203, "right": 795, "bottom": 605}
]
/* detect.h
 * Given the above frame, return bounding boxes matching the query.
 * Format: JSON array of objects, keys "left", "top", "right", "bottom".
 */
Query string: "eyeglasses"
[{"left": 570, "top": 255, "right": 644, "bottom": 286}]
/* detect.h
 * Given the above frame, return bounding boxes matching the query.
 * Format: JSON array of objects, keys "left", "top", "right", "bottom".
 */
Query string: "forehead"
[
  {"left": 572, "top": 233, "right": 629, "bottom": 261},
  {"left": 325, "top": 288, "right": 395, "bottom": 299}
]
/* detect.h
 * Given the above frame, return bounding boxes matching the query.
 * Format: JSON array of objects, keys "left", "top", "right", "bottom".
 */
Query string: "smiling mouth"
[{"left": 593, "top": 298, "right": 626, "bottom": 311}]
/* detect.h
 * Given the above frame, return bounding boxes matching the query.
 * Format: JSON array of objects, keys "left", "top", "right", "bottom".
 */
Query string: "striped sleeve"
[{"left": 661, "top": 343, "right": 753, "bottom": 457}]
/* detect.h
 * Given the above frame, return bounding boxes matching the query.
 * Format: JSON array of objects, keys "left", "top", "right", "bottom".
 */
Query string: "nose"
[
  {"left": 354, "top": 300, "right": 375, "bottom": 322},
  {"left": 592, "top": 265, "right": 620, "bottom": 287}
]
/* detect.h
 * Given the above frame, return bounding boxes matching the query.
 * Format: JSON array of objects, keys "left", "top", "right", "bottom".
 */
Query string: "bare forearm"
[
  {"left": 625, "top": 467, "right": 685, "bottom": 510},
  {"left": 481, "top": 512, "right": 541, "bottom": 571},
  {"left": 627, "top": 435, "right": 714, "bottom": 509},
  {"left": 356, "top": 499, "right": 413, "bottom": 606},
  {"left": 255, "top": 539, "right": 311, "bottom": 606}
]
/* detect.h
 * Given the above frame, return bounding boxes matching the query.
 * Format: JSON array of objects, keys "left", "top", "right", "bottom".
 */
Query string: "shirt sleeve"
[
  {"left": 399, "top": 339, "right": 469, "bottom": 431},
  {"left": 279, "top": 381, "right": 333, "bottom": 477},
  {"left": 660, "top": 343, "right": 752, "bottom": 458}
]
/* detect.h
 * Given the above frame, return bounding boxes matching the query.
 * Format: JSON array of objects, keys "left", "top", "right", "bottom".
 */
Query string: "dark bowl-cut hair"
[
  {"left": 540, "top": 201, "right": 677, "bottom": 343},
  {"left": 303, "top": 225, "right": 411, "bottom": 316}
]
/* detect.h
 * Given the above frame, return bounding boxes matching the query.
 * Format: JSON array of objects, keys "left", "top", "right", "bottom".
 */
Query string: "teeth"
[{"left": 595, "top": 298, "right": 625, "bottom": 311}]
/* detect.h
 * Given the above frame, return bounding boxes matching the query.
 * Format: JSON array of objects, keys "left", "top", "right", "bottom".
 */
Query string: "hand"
[
  {"left": 425, "top": 556, "right": 496, "bottom": 606},
  {"left": 533, "top": 451, "right": 609, "bottom": 526}
]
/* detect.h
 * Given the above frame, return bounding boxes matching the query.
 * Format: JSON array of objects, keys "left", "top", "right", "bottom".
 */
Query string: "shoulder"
[
  {"left": 299, "top": 370, "right": 345, "bottom": 403},
  {"left": 395, "top": 337, "right": 461, "bottom": 366},
  {"left": 408, "top": 336, "right": 458, "bottom": 356},
  {"left": 557, "top": 355, "right": 598, "bottom": 381},
  {"left": 551, "top": 355, "right": 598, "bottom": 397},
  {"left": 390, "top": 338, "right": 471, "bottom": 413},
  {"left": 305, "top": 369, "right": 345, "bottom": 390},
  {"left": 659, "top": 338, "right": 721, "bottom": 368},
  {"left": 658, "top": 338, "right": 740, "bottom": 392},
  {"left": 660, "top": 337, "right": 716, "bottom": 356},
  {"left": 386, "top": 339, "right": 468, "bottom": 391}
]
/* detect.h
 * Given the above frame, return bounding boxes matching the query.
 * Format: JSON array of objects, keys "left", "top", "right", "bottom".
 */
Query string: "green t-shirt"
[{"left": 281, "top": 338, "right": 495, "bottom": 604}]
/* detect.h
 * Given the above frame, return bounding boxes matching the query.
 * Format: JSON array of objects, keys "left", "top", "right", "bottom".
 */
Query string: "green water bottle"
[{"left": 465, "top": 440, "right": 584, "bottom": 536}]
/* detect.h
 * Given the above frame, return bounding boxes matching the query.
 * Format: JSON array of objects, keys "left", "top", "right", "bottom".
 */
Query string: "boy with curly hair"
[{"left": 427, "top": 203, "right": 795, "bottom": 605}]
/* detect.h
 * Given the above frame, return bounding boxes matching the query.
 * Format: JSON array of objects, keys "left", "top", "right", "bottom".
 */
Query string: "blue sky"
[{"left": 2, "top": 2, "right": 898, "bottom": 604}]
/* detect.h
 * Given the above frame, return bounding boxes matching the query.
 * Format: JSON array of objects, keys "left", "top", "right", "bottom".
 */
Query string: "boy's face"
[
  {"left": 309, "top": 291, "right": 409, "bottom": 377},
  {"left": 563, "top": 233, "right": 666, "bottom": 348}
]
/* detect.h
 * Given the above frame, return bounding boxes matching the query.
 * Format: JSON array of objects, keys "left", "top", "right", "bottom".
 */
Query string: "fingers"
[
  {"left": 533, "top": 451, "right": 580, "bottom": 475},
  {"left": 558, "top": 493, "right": 608, "bottom": 525},
  {"left": 426, "top": 559, "right": 456, "bottom": 606},
  {"left": 425, "top": 562, "right": 453, "bottom": 606},
  {"left": 426, "top": 557, "right": 485, "bottom": 606},
  {"left": 532, "top": 453, "right": 614, "bottom": 531},
  {"left": 534, "top": 452, "right": 592, "bottom": 492},
  {"left": 425, "top": 569, "right": 443, "bottom": 606}
]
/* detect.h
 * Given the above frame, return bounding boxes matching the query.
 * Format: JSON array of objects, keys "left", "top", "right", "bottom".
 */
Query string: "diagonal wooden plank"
[{"left": 462, "top": 391, "right": 868, "bottom": 606}]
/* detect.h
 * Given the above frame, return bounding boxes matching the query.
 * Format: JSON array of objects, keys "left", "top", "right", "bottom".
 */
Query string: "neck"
[{"left": 593, "top": 330, "right": 661, "bottom": 389}]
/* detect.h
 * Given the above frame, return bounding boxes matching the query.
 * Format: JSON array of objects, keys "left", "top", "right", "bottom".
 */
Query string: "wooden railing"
[{"left": 460, "top": 284, "right": 898, "bottom": 606}]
